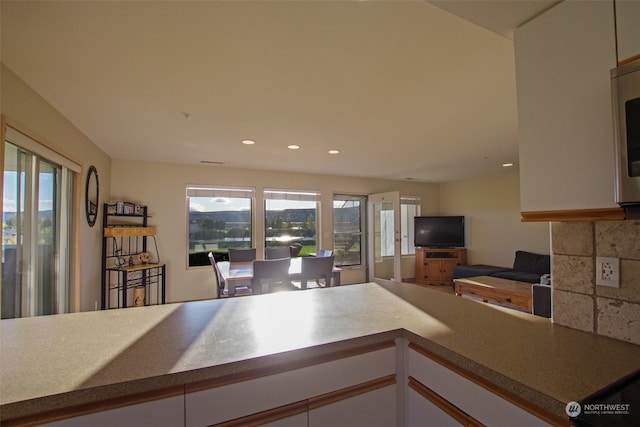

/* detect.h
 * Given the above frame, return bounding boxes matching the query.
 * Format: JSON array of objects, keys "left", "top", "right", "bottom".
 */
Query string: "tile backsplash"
[{"left": 551, "top": 221, "right": 640, "bottom": 345}]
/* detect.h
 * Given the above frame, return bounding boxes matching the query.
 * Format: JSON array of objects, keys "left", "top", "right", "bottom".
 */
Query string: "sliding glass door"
[{"left": 2, "top": 129, "right": 75, "bottom": 318}]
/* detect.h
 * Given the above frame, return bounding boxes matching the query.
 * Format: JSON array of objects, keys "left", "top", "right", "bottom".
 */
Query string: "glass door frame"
[
  {"left": 368, "top": 191, "right": 402, "bottom": 282},
  {"left": 2, "top": 120, "right": 79, "bottom": 318}
]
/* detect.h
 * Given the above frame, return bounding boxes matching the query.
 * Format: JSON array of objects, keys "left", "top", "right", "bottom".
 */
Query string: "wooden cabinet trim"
[
  {"left": 521, "top": 208, "right": 625, "bottom": 222},
  {"left": 619, "top": 53, "right": 640, "bottom": 66},
  {"left": 186, "top": 340, "right": 396, "bottom": 394},
  {"left": 212, "top": 400, "right": 308, "bottom": 427},
  {"left": 308, "top": 374, "right": 396, "bottom": 411},
  {"left": 408, "top": 376, "right": 481, "bottom": 426},
  {"left": 408, "top": 342, "right": 570, "bottom": 427}
]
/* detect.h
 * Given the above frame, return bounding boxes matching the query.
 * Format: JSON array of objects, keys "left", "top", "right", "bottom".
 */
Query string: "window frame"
[{"left": 332, "top": 194, "right": 367, "bottom": 267}]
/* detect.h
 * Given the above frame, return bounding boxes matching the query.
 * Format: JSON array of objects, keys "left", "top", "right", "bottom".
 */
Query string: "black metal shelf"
[{"left": 101, "top": 203, "right": 166, "bottom": 309}]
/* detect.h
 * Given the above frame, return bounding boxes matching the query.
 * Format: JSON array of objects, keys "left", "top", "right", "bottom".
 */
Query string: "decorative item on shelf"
[
  {"left": 113, "top": 201, "right": 142, "bottom": 215},
  {"left": 138, "top": 252, "right": 152, "bottom": 264},
  {"left": 133, "top": 286, "right": 145, "bottom": 307},
  {"left": 113, "top": 248, "right": 128, "bottom": 268}
]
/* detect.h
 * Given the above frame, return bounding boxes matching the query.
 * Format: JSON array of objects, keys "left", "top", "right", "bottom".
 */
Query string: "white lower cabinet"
[
  {"left": 407, "top": 386, "right": 465, "bottom": 427},
  {"left": 42, "top": 394, "right": 184, "bottom": 427},
  {"left": 185, "top": 343, "right": 397, "bottom": 427},
  {"left": 309, "top": 383, "right": 397, "bottom": 427},
  {"left": 406, "top": 343, "right": 555, "bottom": 427}
]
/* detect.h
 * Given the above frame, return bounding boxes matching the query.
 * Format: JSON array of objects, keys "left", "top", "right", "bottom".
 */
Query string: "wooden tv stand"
[{"left": 415, "top": 248, "right": 467, "bottom": 286}]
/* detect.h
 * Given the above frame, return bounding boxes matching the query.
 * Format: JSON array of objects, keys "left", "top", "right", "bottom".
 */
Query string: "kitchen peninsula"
[{"left": 2, "top": 282, "right": 639, "bottom": 426}]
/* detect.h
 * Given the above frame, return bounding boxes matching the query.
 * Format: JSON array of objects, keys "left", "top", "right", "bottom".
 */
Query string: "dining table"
[{"left": 217, "top": 257, "right": 341, "bottom": 294}]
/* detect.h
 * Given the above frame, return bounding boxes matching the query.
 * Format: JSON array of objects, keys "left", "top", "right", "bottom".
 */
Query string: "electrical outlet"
[{"left": 596, "top": 256, "right": 620, "bottom": 288}]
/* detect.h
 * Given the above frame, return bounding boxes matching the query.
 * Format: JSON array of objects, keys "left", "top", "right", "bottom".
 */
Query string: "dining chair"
[
  {"left": 208, "top": 252, "right": 226, "bottom": 298},
  {"left": 265, "top": 246, "right": 291, "bottom": 260},
  {"left": 228, "top": 248, "right": 257, "bottom": 262},
  {"left": 296, "top": 255, "right": 335, "bottom": 289},
  {"left": 209, "top": 252, "right": 251, "bottom": 297},
  {"left": 251, "top": 258, "right": 291, "bottom": 294},
  {"left": 289, "top": 243, "right": 303, "bottom": 257},
  {"left": 317, "top": 249, "right": 333, "bottom": 257}
]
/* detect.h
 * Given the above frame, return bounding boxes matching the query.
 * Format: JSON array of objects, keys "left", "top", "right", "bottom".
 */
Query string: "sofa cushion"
[
  {"left": 453, "top": 264, "right": 512, "bottom": 279},
  {"left": 492, "top": 270, "right": 542, "bottom": 284},
  {"left": 512, "top": 251, "right": 550, "bottom": 275}
]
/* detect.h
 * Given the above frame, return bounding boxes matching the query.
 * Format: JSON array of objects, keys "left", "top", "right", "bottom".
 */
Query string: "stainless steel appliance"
[{"left": 611, "top": 59, "right": 640, "bottom": 206}]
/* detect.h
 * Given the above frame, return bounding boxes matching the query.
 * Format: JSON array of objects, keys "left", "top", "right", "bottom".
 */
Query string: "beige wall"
[
  {"left": 439, "top": 168, "right": 550, "bottom": 267},
  {"left": 1, "top": 63, "right": 112, "bottom": 312},
  {"left": 110, "top": 160, "right": 440, "bottom": 302}
]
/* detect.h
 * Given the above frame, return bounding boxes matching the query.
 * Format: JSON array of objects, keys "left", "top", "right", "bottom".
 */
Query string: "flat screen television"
[{"left": 414, "top": 216, "right": 465, "bottom": 248}]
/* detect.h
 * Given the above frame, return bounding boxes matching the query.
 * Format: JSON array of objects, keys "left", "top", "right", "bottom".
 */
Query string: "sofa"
[{"left": 453, "top": 251, "right": 552, "bottom": 317}]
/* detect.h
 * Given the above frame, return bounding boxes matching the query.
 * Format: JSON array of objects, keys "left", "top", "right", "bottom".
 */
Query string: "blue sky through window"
[{"left": 3, "top": 171, "right": 55, "bottom": 213}]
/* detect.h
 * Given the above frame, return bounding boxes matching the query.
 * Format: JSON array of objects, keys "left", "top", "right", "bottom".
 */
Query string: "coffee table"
[{"left": 454, "top": 276, "right": 533, "bottom": 313}]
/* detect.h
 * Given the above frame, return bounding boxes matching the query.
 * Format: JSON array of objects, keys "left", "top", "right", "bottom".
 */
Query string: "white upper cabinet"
[
  {"left": 615, "top": 0, "right": 640, "bottom": 63},
  {"left": 514, "top": 0, "right": 618, "bottom": 213}
]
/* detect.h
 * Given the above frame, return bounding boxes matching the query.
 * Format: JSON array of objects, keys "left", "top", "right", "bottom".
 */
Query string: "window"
[
  {"left": 187, "top": 186, "right": 254, "bottom": 267},
  {"left": 2, "top": 126, "right": 78, "bottom": 318},
  {"left": 400, "top": 196, "right": 420, "bottom": 255},
  {"left": 264, "top": 189, "right": 319, "bottom": 257},
  {"left": 333, "top": 195, "right": 366, "bottom": 267}
]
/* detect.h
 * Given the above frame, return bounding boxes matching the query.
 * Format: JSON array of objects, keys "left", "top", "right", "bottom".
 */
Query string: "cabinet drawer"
[
  {"left": 407, "top": 345, "right": 553, "bottom": 427},
  {"left": 308, "top": 383, "right": 396, "bottom": 427},
  {"left": 185, "top": 343, "right": 396, "bottom": 427},
  {"left": 407, "top": 381, "right": 475, "bottom": 427},
  {"left": 41, "top": 395, "right": 184, "bottom": 427}
]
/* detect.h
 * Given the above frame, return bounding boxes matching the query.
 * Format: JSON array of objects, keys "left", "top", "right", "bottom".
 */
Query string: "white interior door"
[{"left": 368, "top": 191, "right": 401, "bottom": 282}]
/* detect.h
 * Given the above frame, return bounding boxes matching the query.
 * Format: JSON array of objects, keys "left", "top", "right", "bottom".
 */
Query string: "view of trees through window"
[
  {"left": 264, "top": 190, "right": 319, "bottom": 256},
  {"left": 187, "top": 188, "right": 253, "bottom": 266}
]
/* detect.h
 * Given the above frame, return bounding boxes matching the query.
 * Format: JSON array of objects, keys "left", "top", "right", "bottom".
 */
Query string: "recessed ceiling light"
[
  {"left": 502, "top": 163, "right": 514, "bottom": 167},
  {"left": 288, "top": 144, "right": 301, "bottom": 150},
  {"left": 242, "top": 139, "right": 256, "bottom": 145},
  {"left": 328, "top": 149, "right": 340, "bottom": 155}
]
